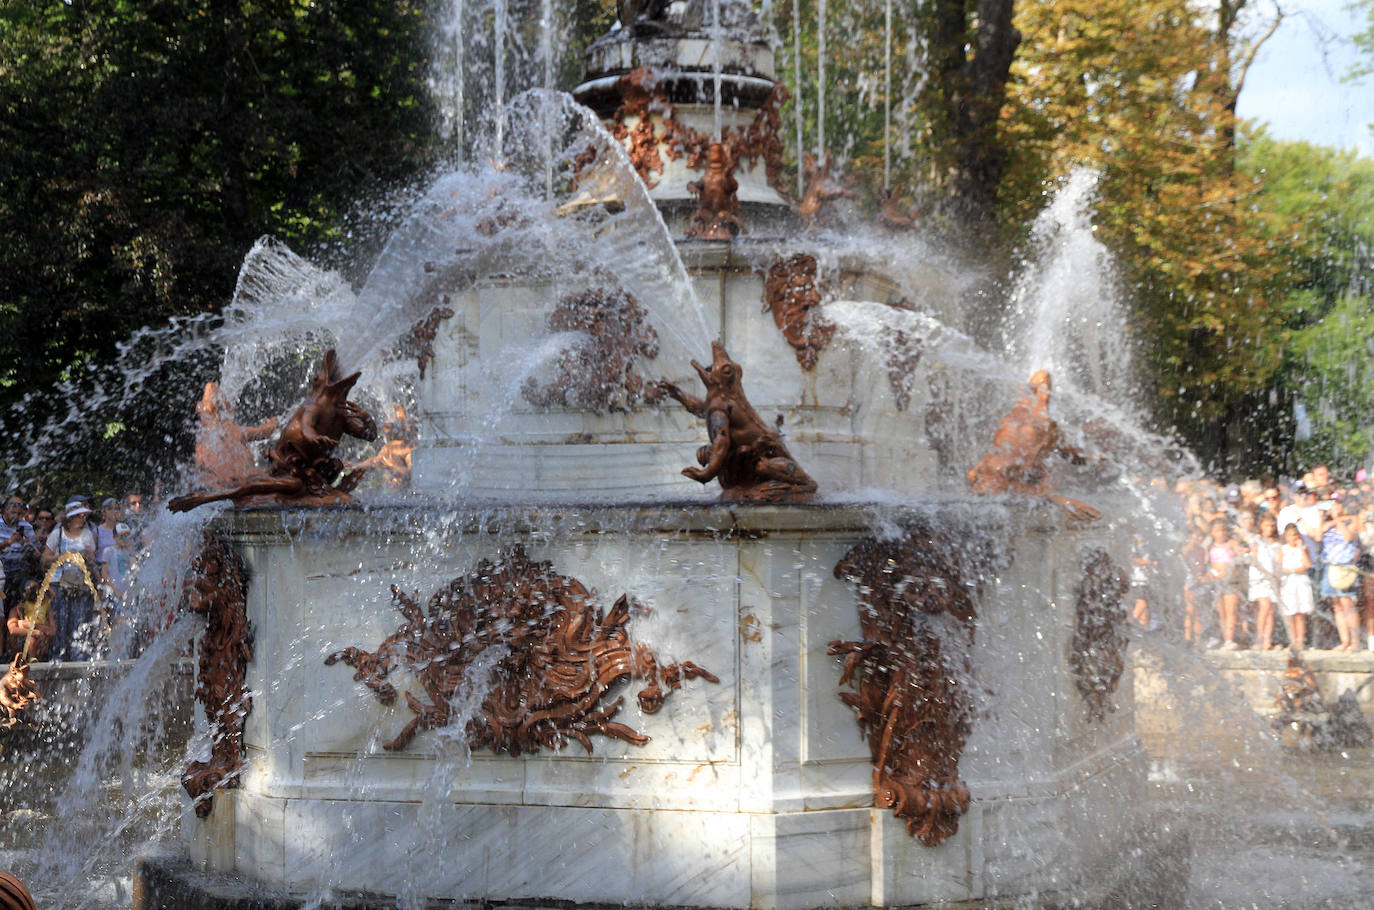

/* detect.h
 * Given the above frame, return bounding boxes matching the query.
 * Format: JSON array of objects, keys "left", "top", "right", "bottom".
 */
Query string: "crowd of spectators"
[
  {"left": 1134, "top": 465, "right": 1374, "bottom": 652},
  {"left": 0, "top": 491, "right": 152, "bottom": 664}
]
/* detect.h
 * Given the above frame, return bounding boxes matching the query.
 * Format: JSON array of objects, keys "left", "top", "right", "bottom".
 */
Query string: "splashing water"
[
  {"left": 2, "top": 3, "right": 1364, "bottom": 900},
  {"left": 1006, "top": 167, "right": 1135, "bottom": 407}
]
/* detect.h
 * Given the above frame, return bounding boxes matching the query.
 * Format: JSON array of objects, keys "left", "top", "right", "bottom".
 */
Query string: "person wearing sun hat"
[{"left": 41, "top": 499, "right": 97, "bottom": 661}]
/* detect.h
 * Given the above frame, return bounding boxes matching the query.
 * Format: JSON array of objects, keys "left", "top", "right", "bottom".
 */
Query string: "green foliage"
[
  {"left": 0, "top": 0, "right": 437, "bottom": 494},
  {"left": 1240, "top": 131, "right": 1374, "bottom": 471},
  {"left": 1004, "top": 0, "right": 1291, "bottom": 473}
]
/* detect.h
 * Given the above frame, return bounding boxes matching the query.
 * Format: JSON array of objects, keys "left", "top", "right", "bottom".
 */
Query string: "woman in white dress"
[{"left": 1279, "top": 523, "right": 1315, "bottom": 651}]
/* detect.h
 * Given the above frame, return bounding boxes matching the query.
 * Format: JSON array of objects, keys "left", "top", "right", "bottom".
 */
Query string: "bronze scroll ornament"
[
  {"left": 182, "top": 537, "right": 254, "bottom": 818},
  {"left": 829, "top": 532, "right": 977, "bottom": 846},
  {"left": 327, "top": 546, "right": 717, "bottom": 754}
]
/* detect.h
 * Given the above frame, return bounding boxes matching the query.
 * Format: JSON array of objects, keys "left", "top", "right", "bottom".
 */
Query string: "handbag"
[{"left": 1329, "top": 564, "right": 1359, "bottom": 592}]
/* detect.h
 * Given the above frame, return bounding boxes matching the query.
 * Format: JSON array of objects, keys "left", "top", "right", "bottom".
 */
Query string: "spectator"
[
  {"left": 1223, "top": 484, "right": 1244, "bottom": 517},
  {"left": 1360, "top": 503, "right": 1374, "bottom": 651},
  {"left": 1320, "top": 500, "right": 1362, "bottom": 650},
  {"left": 122, "top": 492, "right": 146, "bottom": 543},
  {"left": 1312, "top": 464, "right": 1333, "bottom": 497},
  {"left": 1234, "top": 508, "right": 1258, "bottom": 546},
  {"left": 1207, "top": 518, "right": 1245, "bottom": 649},
  {"left": 29, "top": 506, "right": 55, "bottom": 559},
  {"left": 1277, "top": 481, "right": 1310, "bottom": 534},
  {"left": 100, "top": 523, "right": 141, "bottom": 656},
  {"left": 1280, "top": 523, "right": 1315, "bottom": 651},
  {"left": 42, "top": 501, "right": 97, "bottom": 661},
  {"left": 5, "top": 580, "right": 54, "bottom": 662},
  {"left": 1181, "top": 530, "right": 1208, "bottom": 646},
  {"left": 93, "top": 498, "right": 120, "bottom": 566},
  {"left": 1248, "top": 514, "right": 1281, "bottom": 650},
  {"left": 98, "top": 522, "right": 135, "bottom": 601},
  {"left": 1130, "top": 537, "right": 1156, "bottom": 631},
  {"left": 1258, "top": 487, "right": 1281, "bottom": 514},
  {"left": 0, "top": 495, "right": 35, "bottom": 609}
]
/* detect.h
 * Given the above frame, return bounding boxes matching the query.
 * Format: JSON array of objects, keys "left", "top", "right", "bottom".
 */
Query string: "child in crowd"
[
  {"left": 1208, "top": 518, "right": 1244, "bottom": 650},
  {"left": 1181, "top": 531, "right": 1208, "bottom": 646},
  {"left": 1279, "top": 523, "right": 1315, "bottom": 651},
  {"left": 1248, "top": 514, "right": 1281, "bottom": 650}
]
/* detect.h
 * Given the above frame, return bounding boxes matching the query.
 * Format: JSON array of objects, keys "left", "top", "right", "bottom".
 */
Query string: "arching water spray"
[{"left": 332, "top": 91, "right": 712, "bottom": 377}]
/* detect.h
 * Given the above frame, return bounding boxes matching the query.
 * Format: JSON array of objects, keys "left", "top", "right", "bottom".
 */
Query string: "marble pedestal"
[{"left": 179, "top": 500, "right": 1147, "bottom": 908}]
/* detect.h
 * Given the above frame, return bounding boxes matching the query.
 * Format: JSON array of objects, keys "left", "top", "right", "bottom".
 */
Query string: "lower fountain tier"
[{"left": 182, "top": 500, "right": 1148, "bottom": 908}]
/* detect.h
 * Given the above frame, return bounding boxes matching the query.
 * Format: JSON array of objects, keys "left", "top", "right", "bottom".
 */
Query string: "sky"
[{"left": 1236, "top": 0, "right": 1374, "bottom": 156}]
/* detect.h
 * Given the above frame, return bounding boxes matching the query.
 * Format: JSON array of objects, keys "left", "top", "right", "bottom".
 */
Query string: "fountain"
[
  {"left": 112, "top": 2, "right": 1190, "bottom": 907},
  {"left": 0, "top": 1, "right": 1207, "bottom": 908}
]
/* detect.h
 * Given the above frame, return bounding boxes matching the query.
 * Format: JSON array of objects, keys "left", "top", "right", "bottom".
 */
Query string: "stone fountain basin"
[{"left": 180, "top": 499, "right": 1146, "bottom": 908}]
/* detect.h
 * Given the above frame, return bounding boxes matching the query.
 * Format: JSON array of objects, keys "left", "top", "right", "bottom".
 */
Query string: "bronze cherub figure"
[
  {"left": 658, "top": 341, "right": 817, "bottom": 503},
  {"left": 685, "top": 142, "right": 744, "bottom": 240},
  {"left": 967, "top": 369, "right": 1101, "bottom": 522}
]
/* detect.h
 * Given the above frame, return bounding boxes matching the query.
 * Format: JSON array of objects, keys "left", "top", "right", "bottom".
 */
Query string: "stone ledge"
[
  {"left": 210, "top": 497, "right": 1111, "bottom": 543},
  {"left": 1200, "top": 647, "right": 1374, "bottom": 673},
  {"left": 23, "top": 657, "right": 194, "bottom": 681},
  {"left": 136, "top": 818, "right": 1188, "bottom": 910},
  {"left": 1134, "top": 645, "right": 1374, "bottom": 733}
]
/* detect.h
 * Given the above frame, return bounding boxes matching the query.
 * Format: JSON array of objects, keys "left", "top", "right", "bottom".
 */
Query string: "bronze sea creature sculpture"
[
  {"left": 876, "top": 185, "right": 923, "bottom": 232},
  {"left": 355, "top": 404, "right": 415, "bottom": 490},
  {"left": 657, "top": 341, "right": 818, "bottom": 503},
  {"left": 967, "top": 369, "right": 1102, "bottom": 522},
  {"left": 798, "top": 151, "right": 856, "bottom": 231},
  {"left": 0, "top": 872, "right": 36, "bottom": 910},
  {"left": 169, "top": 349, "right": 377, "bottom": 512},
  {"left": 192, "top": 381, "right": 279, "bottom": 489}
]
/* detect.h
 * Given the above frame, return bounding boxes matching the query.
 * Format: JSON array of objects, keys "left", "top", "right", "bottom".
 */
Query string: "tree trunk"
[{"left": 928, "top": 0, "right": 1021, "bottom": 228}]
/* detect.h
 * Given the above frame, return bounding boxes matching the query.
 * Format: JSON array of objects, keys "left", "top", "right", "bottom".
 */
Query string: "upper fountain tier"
[{"left": 571, "top": 0, "right": 794, "bottom": 230}]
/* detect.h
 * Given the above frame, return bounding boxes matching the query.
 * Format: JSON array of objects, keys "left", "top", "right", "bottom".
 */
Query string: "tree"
[
  {"left": 1350, "top": 0, "right": 1374, "bottom": 83},
  {"left": 769, "top": 0, "right": 1021, "bottom": 235},
  {"left": 928, "top": 0, "right": 1021, "bottom": 226},
  {"left": 0, "top": 0, "right": 437, "bottom": 494},
  {"left": 1003, "top": 0, "right": 1288, "bottom": 471},
  {"left": 1241, "top": 132, "right": 1374, "bottom": 471}
]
